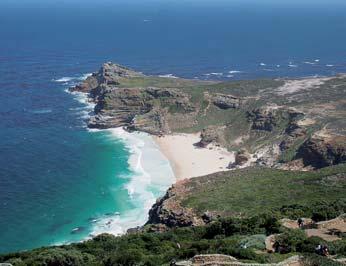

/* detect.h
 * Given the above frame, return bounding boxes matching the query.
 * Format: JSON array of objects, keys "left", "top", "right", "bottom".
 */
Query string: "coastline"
[
  {"left": 88, "top": 128, "right": 175, "bottom": 237},
  {"left": 154, "top": 133, "right": 235, "bottom": 180}
]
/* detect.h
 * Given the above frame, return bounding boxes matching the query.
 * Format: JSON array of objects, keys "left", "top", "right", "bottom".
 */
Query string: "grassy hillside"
[
  {"left": 2, "top": 165, "right": 346, "bottom": 265},
  {"left": 181, "top": 164, "right": 346, "bottom": 218}
]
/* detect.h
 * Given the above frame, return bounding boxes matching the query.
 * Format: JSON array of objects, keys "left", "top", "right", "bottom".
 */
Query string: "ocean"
[{"left": 0, "top": 0, "right": 346, "bottom": 253}]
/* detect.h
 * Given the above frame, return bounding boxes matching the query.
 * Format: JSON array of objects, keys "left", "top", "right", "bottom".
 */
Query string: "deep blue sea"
[{"left": 1, "top": 0, "right": 346, "bottom": 254}]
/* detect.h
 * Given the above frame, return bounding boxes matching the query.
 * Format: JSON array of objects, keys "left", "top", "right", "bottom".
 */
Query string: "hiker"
[
  {"left": 297, "top": 218, "right": 304, "bottom": 228},
  {"left": 315, "top": 244, "right": 322, "bottom": 255},
  {"left": 322, "top": 245, "right": 329, "bottom": 257}
]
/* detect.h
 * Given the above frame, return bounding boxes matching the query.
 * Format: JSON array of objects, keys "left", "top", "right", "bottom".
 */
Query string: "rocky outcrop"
[
  {"left": 248, "top": 107, "right": 280, "bottom": 131},
  {"left": 234, "top": 149, "right": 251, "bottom": 166},
  {"left": 295, "top": 135, "right": 346, "bottom": 169},
  {"left": 211, "top": 93, "right": 242, "bottom": 109},
  {"left": 89, "top": 87, "right": 195, "bottom": 134},
  {"left": 196, "top": 126, "right": 225, "bottom": 147},
  {"left": 147, "top": 183, "right": 204, "bottom": 228},
  {"left": 71, "top": 63, "right": 198, "bottom": 134},
  {"left": 70, "top": 62, "right": 142, "bottom": 94},
  {"left": 228, "top": 149, "right": 252, "bottom": 168}
]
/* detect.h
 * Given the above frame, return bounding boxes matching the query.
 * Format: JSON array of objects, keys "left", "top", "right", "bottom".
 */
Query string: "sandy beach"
[{"left": 154, "top": 133, "right": 235, "bottom": 180}]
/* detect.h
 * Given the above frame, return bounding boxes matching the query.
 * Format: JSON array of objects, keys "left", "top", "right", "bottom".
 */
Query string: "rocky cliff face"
[
  {"left": 147, "top": 182, "right": 205, "bottom": 228},
  {"left": 71, "top": 62, "right": 346, "bottom": 170},
  {"left": 211, "top": 93, "right": 242, "bottom": 109},
  {"left": 71, "top": 63, "right": 197, "bottom": 134},
  {"left": 295, "top": 134, "right": 346, "bottom": 169},
  {"left": 88, "top": 87, "right": 195, "bottom": 134},
  {"left": 70, "top": 62, "right": 143, "bottom": 94}
]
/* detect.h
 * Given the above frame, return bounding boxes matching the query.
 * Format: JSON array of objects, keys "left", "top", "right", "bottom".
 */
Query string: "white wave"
[
  {"left": 89, "top": 128, "right": 175, "bottom": 236},
  {"left": 158, "top": 74, "right": 178, "bottom": 79},
  {"left": 288, "top": 64, "right": 298, "bottom": 68},
  {"left": 205, "top": 72, "right": 223, "bottom": 76},
  {"left": 263, "top": 68, "right": 275, "bottom": 72},
  {"left": 260, "top": 62, "right": 266, "bottom": 66},
  {"left": 314, "top": 59, "right": 320, "bottom": 62},
  {"left": 30, "top": 109, "right": 52, "bottom": 114},
  {"left": 228, "top": 70, "right": 242, "bottom": 74},
  {"left": 78, "top": 73, "right": 92, "bottom": 80},
  {"left": 54, "top": 77, "right": 75, "bottom": 82},
  {"left": 326, "top": 64, "right": 334, "bottom": 67},
  {"left": 276, "top": 65, "right": 281, "bottom": 68},
  {"left": 54, "top": 73, "right": 92, "bottom": 83},
  {"left": 303, "top": 61, "right": 316, "bottom": 65},
  {"left": 226, "top": 74, "right": 234, "bottom": 78}
]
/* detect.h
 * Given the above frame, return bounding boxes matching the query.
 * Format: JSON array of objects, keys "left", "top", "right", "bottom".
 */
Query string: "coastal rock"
[
  {"left": 90, "top": 87, "right": 195, "bottom": 134},
  {"left": 196, "top": 126, "right": 225, "bottom": 147},
  {"left": 295, "top": 134, "right": 346, "bottom": 169},
  {"left": 248, "top": 107, "right": 279, "bottom": 131},
  {"left": 211, "top": 93, "right": 242, "bottom": 109},
  {"left": 70, "top": 62, "right": 143, "bottom": 94},
  {"left": 147, "top": 183, "right": 205, "bottom": 228},
  {"left": 235, "top": 149, "right": 251, "bottom": 166}
]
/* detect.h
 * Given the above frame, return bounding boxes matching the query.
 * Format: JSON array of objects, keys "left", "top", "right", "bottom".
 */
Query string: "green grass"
[
  {"left": 117, "top": 76, "right": 211, "bottom": 88},
  {"left": 182, "top": 164, "right": 346, "bottom": 217}
]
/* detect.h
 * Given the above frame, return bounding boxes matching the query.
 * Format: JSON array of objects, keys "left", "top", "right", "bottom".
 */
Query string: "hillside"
[
  {"left": 147, "top": 164, "right": 346, "bottom": 228},
  {"left": 71, "top": 62, "right": 346, "bottom": 170},
  {"left": 1, "top": 63, "right": 346, "bottom": 265},
  {"left": 2, "top": 165, "right": 346, "bottom": 265}
]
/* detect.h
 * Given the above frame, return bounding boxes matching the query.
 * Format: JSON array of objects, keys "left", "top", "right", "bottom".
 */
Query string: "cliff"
[
  {"left": 71, "top": 62, "right": 346, "bottom": 170},
  {"left": 146, "top": 165, "right": 346, "bottom": 230}
]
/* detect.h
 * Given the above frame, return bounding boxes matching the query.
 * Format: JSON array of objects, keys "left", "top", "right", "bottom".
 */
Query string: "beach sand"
[{"left": 154, "top": 133, "right": 235, "bottom": 180}]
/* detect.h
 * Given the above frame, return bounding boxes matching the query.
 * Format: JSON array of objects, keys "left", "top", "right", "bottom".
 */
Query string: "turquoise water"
[{"left": 1, "top": 0, "right": 346, "bottom": 254}]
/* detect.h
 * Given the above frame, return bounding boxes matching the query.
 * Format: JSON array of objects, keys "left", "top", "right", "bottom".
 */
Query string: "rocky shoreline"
[
  {"left": 70, "top": 62, "right": 346, "bottom": 231},
  {"left": 70, "top": 62, "right": 346, "bottom": 172}
]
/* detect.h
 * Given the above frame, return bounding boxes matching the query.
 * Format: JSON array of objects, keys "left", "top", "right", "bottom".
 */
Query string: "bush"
[
  {"left": 302, "top": 254, "right": 344, "bottom": 266},
  {"left": 105, "top": 249, "right": 143, "bottom": 266},
  {"left": 274, "top": 229, "right": 307, "bottom": 254}
]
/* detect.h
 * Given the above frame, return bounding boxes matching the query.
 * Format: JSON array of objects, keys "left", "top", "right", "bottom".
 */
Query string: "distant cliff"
[{"left": 71, "top": 62, "right": 346, "bottom": 170}]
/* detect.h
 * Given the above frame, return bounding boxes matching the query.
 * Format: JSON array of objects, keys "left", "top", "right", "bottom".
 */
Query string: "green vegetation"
[
  {"left": 1, "top": 165, "right": 346, "bottom": 265},
  {"left": 181, "top": 164, "right": 346, "bottom": 218},
  {"left": 2, "top": 214, "right": 346, "bottom": 266}
]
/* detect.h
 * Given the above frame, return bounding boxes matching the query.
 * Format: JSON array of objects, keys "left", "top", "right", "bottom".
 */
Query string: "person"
[
  {"left": 315, "top": 244, "right": 322, "bottom": 255},
  {"left": 322, "top": 245, "right": 329, "bottom": 257},
  {"left": 297, "top": 218, "right": 304, "bottom": 228}
]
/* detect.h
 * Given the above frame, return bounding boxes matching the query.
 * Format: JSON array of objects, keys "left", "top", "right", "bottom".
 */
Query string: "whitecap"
[
  {"left": 30, "top": 109, "right": 53, "bottom": 114},
  {"left": 54, "top": 77, "right": 75, "bottom": 83},
  {"left": 314, "top": 59, "right": 320, "bottom": 62},
  {"left": 260, "top": 62, "right": 266, "bottom": 66},
  {"left": 326, "top": 64, "right": 334, "bottom": 67},
  {"left": 78, "top": 73, "right": 92, "bottom": 80},
  {"left": 228, "top": 70, "right": 242, "bottom": 74},
  {"left": 158, "top": 74, "right": 178, "bottom": 78},
  {"left": 288, "top": 64, "right": 298, "bottom": 68},
  {"left": 205, "top": 72, "right": 223, "bottom": 76},
  {"left": 54, "top": 73, "right": 92, "bottom": 83},
  {"left": 303, "top": 61, "right": 315, "bottom": 65}
]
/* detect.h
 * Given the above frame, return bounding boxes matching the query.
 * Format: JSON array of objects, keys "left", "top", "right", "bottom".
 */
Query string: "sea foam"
[{"left": 89, "top": 128, "right": 175, "bottom": 236}]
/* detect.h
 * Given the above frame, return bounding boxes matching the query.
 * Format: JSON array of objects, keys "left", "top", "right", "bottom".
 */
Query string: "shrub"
[{"left": 274, "top": 229, "right": 307, "bottom": 253}]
